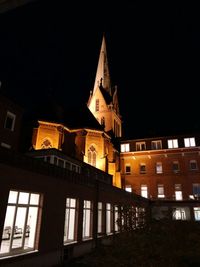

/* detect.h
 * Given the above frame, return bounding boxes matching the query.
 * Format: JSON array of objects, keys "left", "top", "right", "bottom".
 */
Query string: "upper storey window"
[
  {"left": 168, "top": 139, "right": 178, "bottom": 149},
  {"left": 4, "top": 111, "right": 16, "bottom": 131},
  {"left": 136, "top": 142, "right": 146, "bottom": 151},
  {"left": 184, "top": 137, "right": 196, "bottom": 147},
  {"left": 121, "top": 143, "right": 130, "bottom": 152},
  {"left": 151, "top": 140, "right": 162, "bottom": 150},
  {"left": 88, "top": 145, "right": 97, "bottom": 167},
  {"left": 95, "top": 99, "right": 99, "bottom": 112}
]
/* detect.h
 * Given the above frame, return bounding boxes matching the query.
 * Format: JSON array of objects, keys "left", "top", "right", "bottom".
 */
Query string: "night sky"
[{"left": 0, "top": 1, "right": 200, "bottom": 139}]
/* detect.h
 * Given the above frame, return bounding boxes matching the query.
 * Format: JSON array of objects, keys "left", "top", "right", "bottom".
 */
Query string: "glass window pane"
[
  {"left": 25, "top": 207, "right": 38, "bottom": 249},
  {"left": 30, "top": 194, "right": 39, "bottom": 205},
  {"left": 12, "top": 207, "right": 26, "bottom": 249},
  {"left": 8, "top": 191, "right": 18, "bottom": 204},
  {"left": 18, "top": 192, "right": 29, "bottom": 204}
]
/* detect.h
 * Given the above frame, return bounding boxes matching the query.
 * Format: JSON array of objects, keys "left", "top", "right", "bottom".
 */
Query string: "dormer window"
[
  {"left": 121, "top": 143, "right": 130, "bottom": 152},
  {"left": 95, "top": 99, "right": 99, "bottom": 112},
  {"left": 136, "top": 142, "right": 146, "bottom": 151},
  {"left": 168, "top": 139, "right": 178, "bottom": 149},
  {"left": 184, "top": 137, "right": 196, "bottom": 147},
  {"left": 151, "top": 140, "right": 162, "bottom": 150}
]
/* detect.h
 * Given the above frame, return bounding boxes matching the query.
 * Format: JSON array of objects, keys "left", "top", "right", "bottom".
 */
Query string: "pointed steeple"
[{"left": 93, "top": 35, "right": 111, "bottom": 95}]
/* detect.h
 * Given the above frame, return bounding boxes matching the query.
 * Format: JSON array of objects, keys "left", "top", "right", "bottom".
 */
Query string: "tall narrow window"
[
  {"left": 190, "top": 160, "right": 198, "bottom": 170},
  {"left": 95, "top": 99, "right": 99, "bottom": 112},
  {"left": 114, "top": 206, "right": 119, "bottom": 232},
  {"left": 172, "top": 161, "right": 180, "bottom": 173},
  {"left": 156, "top": 162, "right": 163, "bottom": 174},
  {"left": 97, "top": 202, "right": 103, "bottom": 235},
  {"left": 157, "top": 184, "right": 165, "bottom": 198},
  {"left": 141, "top": 185, "right": 148, "bottom": 198},
  {"left": 4, "top": 111, "right": 16, "bottom": 131},
  {"left": 82, "top": 200, "right": 92, "bottom": 240},
  {"left": 106, "top": 203, "right": 113, "bottom": 234},
  {"left": 88, "top": 145, "right": 97, "bottom": 167},
  {"left": 0, "top": 190, "right": 41, "bottom": 257},
  {"left": 193, "top": 184, "right": 200, "bottom": 198},
  {"left": 101, "top": 117, "right": 105, "bottom": 126},
  {"left": 194, "top": 207, "right": 200, "bottom": 221},
  {"left": 64, "top": 198, "right": 77, "bottom": 244},
  {"left": 140, "top": 163, "right": 146, "bottom": 174},
  {"left": 175, "top": 184, "right": 182, "bottom": 200}
]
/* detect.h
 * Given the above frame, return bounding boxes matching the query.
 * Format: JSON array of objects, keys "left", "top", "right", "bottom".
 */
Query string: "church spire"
[{"left": 93, "top": 35, "right": 111, "bottom": 95}]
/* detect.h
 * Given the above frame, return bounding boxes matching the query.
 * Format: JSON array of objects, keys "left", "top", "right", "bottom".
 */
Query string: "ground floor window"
[
  {"left": 0, "top": 190, "right": 41, "bottom": 257},
  {"left": 106, "top": 203, "right": 113, "bottom": 234},
  {"left": 172, "top": 207, "right": 190, "bottom": 220},
  {"left": 82, "top": 200, "right": 93, "bottom": 240},
  {"left": 114, "top": 205, "right": 119, "bottom": 232},
  {"left": 97, "top": 202, "right": 103, "bottom": 235},
  {"left": 194, "top": 207, "right": 200, "bottom": 221},
  {"left": 64, "top": 198, "right": 77, "bottom": 244}
]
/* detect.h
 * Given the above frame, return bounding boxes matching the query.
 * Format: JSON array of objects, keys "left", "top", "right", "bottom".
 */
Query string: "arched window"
[
  {"left": 41, "top": 138, "right": 52, "bottom": 149},
  {"left": 88, "top": 145, "right": 97, "bottom": 167}
]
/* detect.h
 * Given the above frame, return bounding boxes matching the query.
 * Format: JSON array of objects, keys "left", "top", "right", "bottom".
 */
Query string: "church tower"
[{"left": 87, "top": 35, "right": 122, "bottom": 138}]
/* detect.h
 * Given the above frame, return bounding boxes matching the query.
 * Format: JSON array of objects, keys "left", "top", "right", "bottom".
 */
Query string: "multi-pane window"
[
  {"left": 175, "top": 184, "right": 182, "bottom": 200},
  {"left": 184, "top": 137, "right": 196, "bottom": 147},
  {"left": 156, "top": 162, "right": 163, "bottom": 174},
  {"left": 106, "top": 203, "right": 113, "bottom": 235},
  {"left": 151, "top": 140, "right": 162, "bottom": 150},
  {"left": 88, "top": 145, "right": 96, "bottom": 167},
  {"left": 64, "top": 198, "right": 77, "bottom": 244},
  {"left": 172, "top": 161, "right": 180, "bottom": 173},
  {"left": 97, "top": 202, "right": 103, "bottom": 235},
  {"left": 95, "top": 99, "right": 99, "bottom": 112},
  {"left": 4, "top": 111, "right": 16, "bottom": 131},
  {"left": 190, "top": 160, "right": 198, "bottom": 170},
  {"left": 193, "top": 184, "right": 200, "bottom": 198},
  {"left": 194, "top": 207, "right": 200, "bottom": 221},
  {"left": 172, "top": 208, "right": 186, "bottom": 220},
  {"left": 157, "top": 184, "right": 165, "bottom": 198},
  {"left": 82, "top": 200, "right": 92, "bottom": 240},
  {"left": 140, "top": 163, "right": 146, "bottom": 174},
  {"left": 136, "top": 142, "right": 146, "bottom": 151},
  {"left": 0, "top": 190, "right": 41, "bottom": 257},
  {"left": 120, "top": 143, "right": 130, "bottom": 152},
  {"left": 125, "top": 165, "right": 131, "bottom": 174},
  {"left": 168, "top": 139, "right": 178, "bottom": 149},
  {"left": 141, "top": 185, "right": 148, "bottom": 198}
]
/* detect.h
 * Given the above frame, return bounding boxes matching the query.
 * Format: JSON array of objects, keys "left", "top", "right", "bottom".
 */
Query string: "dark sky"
[{"left": 0, "top": 1, "right": 200, "bottom": 138}]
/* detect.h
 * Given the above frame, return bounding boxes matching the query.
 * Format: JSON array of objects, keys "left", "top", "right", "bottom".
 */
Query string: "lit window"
[
  {"left": 140, "top": 163, "right": 146, "bottom": 174},
  {"left": 64, "top": 198, "right": 77, "bottom": 244},
  {"left": 125, "top": 185, "right": 132, "bottom": 193},
  {"left": 88, "top": 145, "right": 96, "bottom": 167},
  {"left": 82, "top": 200, "right": 93, "bottom": 240},
  {"left": 172, "top": 161, "right": 180, "bottom": 173},
  {"left": 172, "top": 208, "right": 186, "bottom": 220},
  {"left": 168, "top": 139, "right": 178, "bottom": 149},
  {"left": 114, "top": 206, "right": 119, "bottom": 232},
  {"left": 120, "top": 143, "right": 130, "bottom": 152},
  {"left": 175, "top": 184, "right": 182, "bottom": 200},
  {"left": 151, "top": 140, "right": 162, "bottom": 150},
  {"left": 125, "top": 165, "right": 131, "bottom": 174},
  {"left": 194, "top": 207, "right": 200, "bottom": 221},
  {"left": 157, "top": 184, "right": 165, "bottom": 198},
  {"left": 141, "top": 185, "right": 148, "bottom": 198},
  {"left": 184, "top": 137, "right": 196, "bottom": 147},
  {"left": 0, "top": 190, "right": 41, "bottom": 257},
  {"left": 156, "top": 162, "right": 163, "bottom": 174},
  {"left": 190, "top": 160, "right": 198, "bottom": 170},
  {"left": 4, "top": 111, "right": 16, "bottom": 131},
  {"left": 97, "top": 202, "right": 103, "bottom": 235},
  {"left": 95, "top": 99, "right": 99, "bottom": 112},
  {"left": 106, "top": 203, "right": 113, "bottom": 235},
  {"left": 136, "top": 142, "right": 146, "bottom": 151}
]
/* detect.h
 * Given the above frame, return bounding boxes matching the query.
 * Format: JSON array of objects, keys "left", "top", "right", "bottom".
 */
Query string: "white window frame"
[
  {"left": 156, "top": 162, "right": 163, "bottom": 174},
  {"left": 168, "top": 139, "right": 178, "bottom": 149},
  {"left": 157, "top": 184, "right": 165, "bottom": 198},
  {"left": 184, "top": 137, "right": 196, "bottom": 147},
  {"left": 141, "top": 185, "right": 148, "bottom": 198},
  {"left": 82, "top": 200, "right": 93, "bottom": 240},
  {"left": 0, "top": 190, "right": 41, "bottom": 257},
  {"left": 120, "top": 143, "right": 130, "bottom": 152},
  {"left": 136, "top": 142, "right": 146, "bottom": 151},
  {"left": 64, "top": 198, "right": 77, "bottom": 244},
  {"left": 151, "top": 140, "right": 162, "bottom": 150}
]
